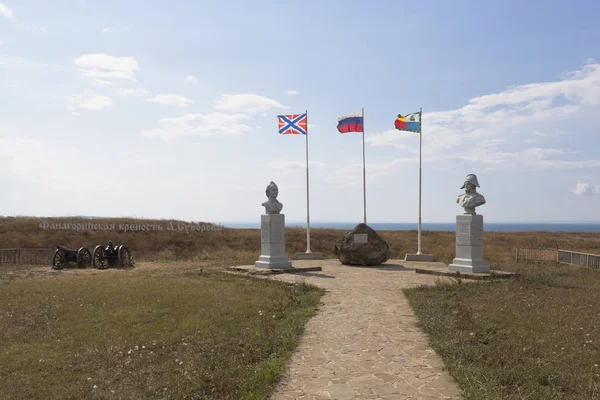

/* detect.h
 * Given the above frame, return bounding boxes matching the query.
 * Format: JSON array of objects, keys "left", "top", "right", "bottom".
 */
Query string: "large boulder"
[{"left": 333, "top": 223, "right": 390, "bottom": 266}]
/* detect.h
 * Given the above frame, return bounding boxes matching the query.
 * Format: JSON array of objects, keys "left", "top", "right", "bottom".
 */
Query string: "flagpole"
[
  {"left": 417, "top": 107, "right": 422, "bottom": 255},
  {"left": 305, "top": 110, "right": 311, "bottom": 253},
  {"left": 362, "top": 107, "right": 367, "bottom": 224}
]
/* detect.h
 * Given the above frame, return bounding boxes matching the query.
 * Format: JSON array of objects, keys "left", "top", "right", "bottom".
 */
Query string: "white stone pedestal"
[
  {"left": 255, "top": 214, "right": 293, "bottom": 269},
  {"left": 448, "top": 214, "right": 490, "bottom": 273}
]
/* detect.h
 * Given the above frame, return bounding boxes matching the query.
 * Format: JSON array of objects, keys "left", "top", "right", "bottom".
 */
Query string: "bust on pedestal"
[
  {"left": 448, "top": 174, "right": 490, "bottom": 273},
  {"left": 255, "top": 181, "right": 293, "bottom": 269}
]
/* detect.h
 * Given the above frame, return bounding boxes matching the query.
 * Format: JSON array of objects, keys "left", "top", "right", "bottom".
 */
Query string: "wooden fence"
[
  {"left": 0, "top": 248, "right": 54, "bottom": 265},
  {"left": 515, "top": 248, "right": 558, "bottom": 263},
  {"left": 516, "top": 248, "right": 600, "bottom": 270},
  {"left": 558, "top": 250, "right": 600, "bottom": 270}
]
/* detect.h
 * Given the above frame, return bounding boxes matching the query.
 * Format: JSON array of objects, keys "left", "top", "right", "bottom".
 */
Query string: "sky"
[{"left": 1, "top": 0, "right": 600, "bottom": 224}]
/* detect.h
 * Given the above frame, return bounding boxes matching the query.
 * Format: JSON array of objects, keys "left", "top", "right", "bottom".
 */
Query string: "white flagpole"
[
  {"left": 417, "top": 107, "right": 423, "bottom": 255},
  {"left": 362, "top": 107, "right": 367, "bottom": 224},
  {"left": 305, "top": 110, "right": 311, "bottom": 253}
]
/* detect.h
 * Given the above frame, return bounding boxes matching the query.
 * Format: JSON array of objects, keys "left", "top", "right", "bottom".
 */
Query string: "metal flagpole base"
[
  {"left": 404, "top": 253, "right": 435, "bottom": 262},
  {"left": 295, "top": 252, "right": 324, "bottom": 260}
]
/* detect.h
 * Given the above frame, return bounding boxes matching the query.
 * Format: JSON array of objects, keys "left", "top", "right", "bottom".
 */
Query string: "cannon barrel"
[{"left": 57, "top": 245, "right": 78, "bottom": 253}]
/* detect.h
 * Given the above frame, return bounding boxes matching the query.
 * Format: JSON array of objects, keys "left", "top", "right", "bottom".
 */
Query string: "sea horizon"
[{"left": 221, "top": 221, "right": 600, "bottom": 233}]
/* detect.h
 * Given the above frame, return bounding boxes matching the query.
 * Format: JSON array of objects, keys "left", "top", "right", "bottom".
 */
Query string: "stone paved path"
[{"left": 264, "top": 259, "right": 463, "bottom": 400}]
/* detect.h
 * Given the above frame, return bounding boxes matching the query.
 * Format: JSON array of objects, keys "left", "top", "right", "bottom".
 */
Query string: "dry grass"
[
  {"left": 1, "top": 216, "right": 600, "bottom": 266},
  {"left": 405, "top": 262, "right": 600, "bottom": 399},
  {"left": 0, "top": 269, "right": 324, "bottom": 400}
]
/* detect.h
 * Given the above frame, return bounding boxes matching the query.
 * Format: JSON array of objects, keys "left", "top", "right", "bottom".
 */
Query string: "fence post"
[
  {"left": 571, "top": 251, "right": 573, "bottom": 265},
  {"left": 516, "top": 248, "right": 519, "bottom": 263},
  {"left": 587, "top": 254, "right": 590, "bottom": 268}
]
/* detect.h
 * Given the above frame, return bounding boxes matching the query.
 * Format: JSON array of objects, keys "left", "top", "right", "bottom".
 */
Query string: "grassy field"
[
  {"left": 0, "top": 269, "right": 324, "bottom": 400},
  {"left": 405, "top": 261, "right": 600, "bottom": 399},
  {"left": 2, "top": 216, "right": 600, "bottom": 399}
]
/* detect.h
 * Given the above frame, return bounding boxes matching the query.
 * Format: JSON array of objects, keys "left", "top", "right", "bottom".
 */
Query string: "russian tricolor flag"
[{"left": 337, "top": 110, "right": 363, "bottom": 133}]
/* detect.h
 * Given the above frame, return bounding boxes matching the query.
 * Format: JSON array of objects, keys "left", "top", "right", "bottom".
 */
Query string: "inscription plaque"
[
  {"left": 261, "top": 220, "right": 270, "bottom": 243},
  {"left": 456, "top": 222, "right": 471, "bottom": 246},
  {"left": 270, "top": 218, "right": 285, "bottom": 244},
  {"left": 353, "top": 233, "right": 368, "bottom": 244},
  {"left": 456, "top": 222, "right": 484, "bottom": 246}
]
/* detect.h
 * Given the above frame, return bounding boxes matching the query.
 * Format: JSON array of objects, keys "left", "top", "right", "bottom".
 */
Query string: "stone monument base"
[
  {"left": 255, "top": 214, "right": 293, "bottom": 269},
  {"left": 295, "top": 252, "right": 324, "bottom": 260},
  {"left": 404, "top": 253, "right": 435, "bottom": 262},
  {"left": 448, "top": 214, "right": 490, "bottom": 273},
  {"left": 448, "top": 259, "right": 490, "bottom": 273},
  {"left": 255, "top": 255, "right": 293, "bottom": 269}
]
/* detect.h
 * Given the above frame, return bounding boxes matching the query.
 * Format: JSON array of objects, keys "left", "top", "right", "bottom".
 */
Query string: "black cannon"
[
  {"left": 52, "top": 245, "right": 92, "bottom": 270},
  {"left": 92, "top": 240, "right": 134, "bottom": 269}
]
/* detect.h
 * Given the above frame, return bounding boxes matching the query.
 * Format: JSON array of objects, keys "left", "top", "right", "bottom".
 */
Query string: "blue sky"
[{"left": 1, "top": 0, "right": 600, "bottom": 224}]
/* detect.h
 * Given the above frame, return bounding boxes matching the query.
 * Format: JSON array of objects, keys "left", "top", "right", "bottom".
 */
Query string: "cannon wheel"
[
  {"left": 92, "top": 245, "right": 105, "bottom": 269},
  {"left": 117, "top": 245, "right": 132, "bottom": 268},
  {"left": 52, "top": 248, "right": 65, "bottom": 270},
  {"left": 76, "top": 247, "right": 92, "bottom": 268}
]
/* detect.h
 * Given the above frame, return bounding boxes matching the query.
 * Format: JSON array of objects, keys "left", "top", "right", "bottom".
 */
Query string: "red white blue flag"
[
  {"left": 278, "top": 114, "right": 307, "bottom": 135},
  {"left": 337, "top": 110, "right": 363, "bottom": 133}
]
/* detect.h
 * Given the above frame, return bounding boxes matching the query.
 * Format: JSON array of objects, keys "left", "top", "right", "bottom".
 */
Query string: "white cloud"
[
  {"left": 147, "top": 94, "right": 193, "bottom": 108},
  {"left": 115, "top": 151, "right": 152, "bottom": 166},
  {"left": 267, "top": 158, "right": 327, "bottom": 170},
  {"left": 118, "top": 88, "right": 149, "bottom": 97},
  {"left": 573, "top": 183, "right": 591, "bottom": 196},
  {"left": 573, "top": 182, "right": 600, "bottom": 196},
  {"left": 0, "top": 2, "right": 14, "bottom": 18},
  {"left": 366, "top": 129, "right": 417, "bottom": 150},
  {"left": 22, "top": 24, "right": 47, "bottom": 34},
  {"left": 102, "top": 27, "right": 119, "bottom": 34},
  {"left": 66, "top": 92, "right": 113, "bottom": 115},
  {"left": 75, "top": 54, "right": 139, "bottom": 83},
  {"left": 0, "top": 54, "right": 61, "bottom": 69},
  {"left": 0, "top": 138, "right": 77, "bottom": 182},
  {"left": 287, "top": 90, "right": 299, "bottom": 96},
  {"left": 442, "top": 147, "right": 600, "bottom": 172},
  {"left": 323, "top": 158, "right": 418, "bottom": 188},
  {"left": 0, "top": 137, "right": 128, "bottom": 195},
  {"left": 141, "top": 113, "right": 252, "bottom": 140},
  {"left": 367, "top": 62, "right": 600, "bottom": 171},
  {"left": 185, "top": 75, "right": 198, "bottom": 83},
  {"left": 214, "top": 93, "right": 288, "bottom": 113}
]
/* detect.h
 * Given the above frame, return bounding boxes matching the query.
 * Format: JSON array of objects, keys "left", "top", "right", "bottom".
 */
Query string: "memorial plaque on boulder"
[
  {"left": 353, "top": 234, "right": 368, "bottom": 244},
  {"left": 333, "top": 223, "right": 390, "bottom": 266}
]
